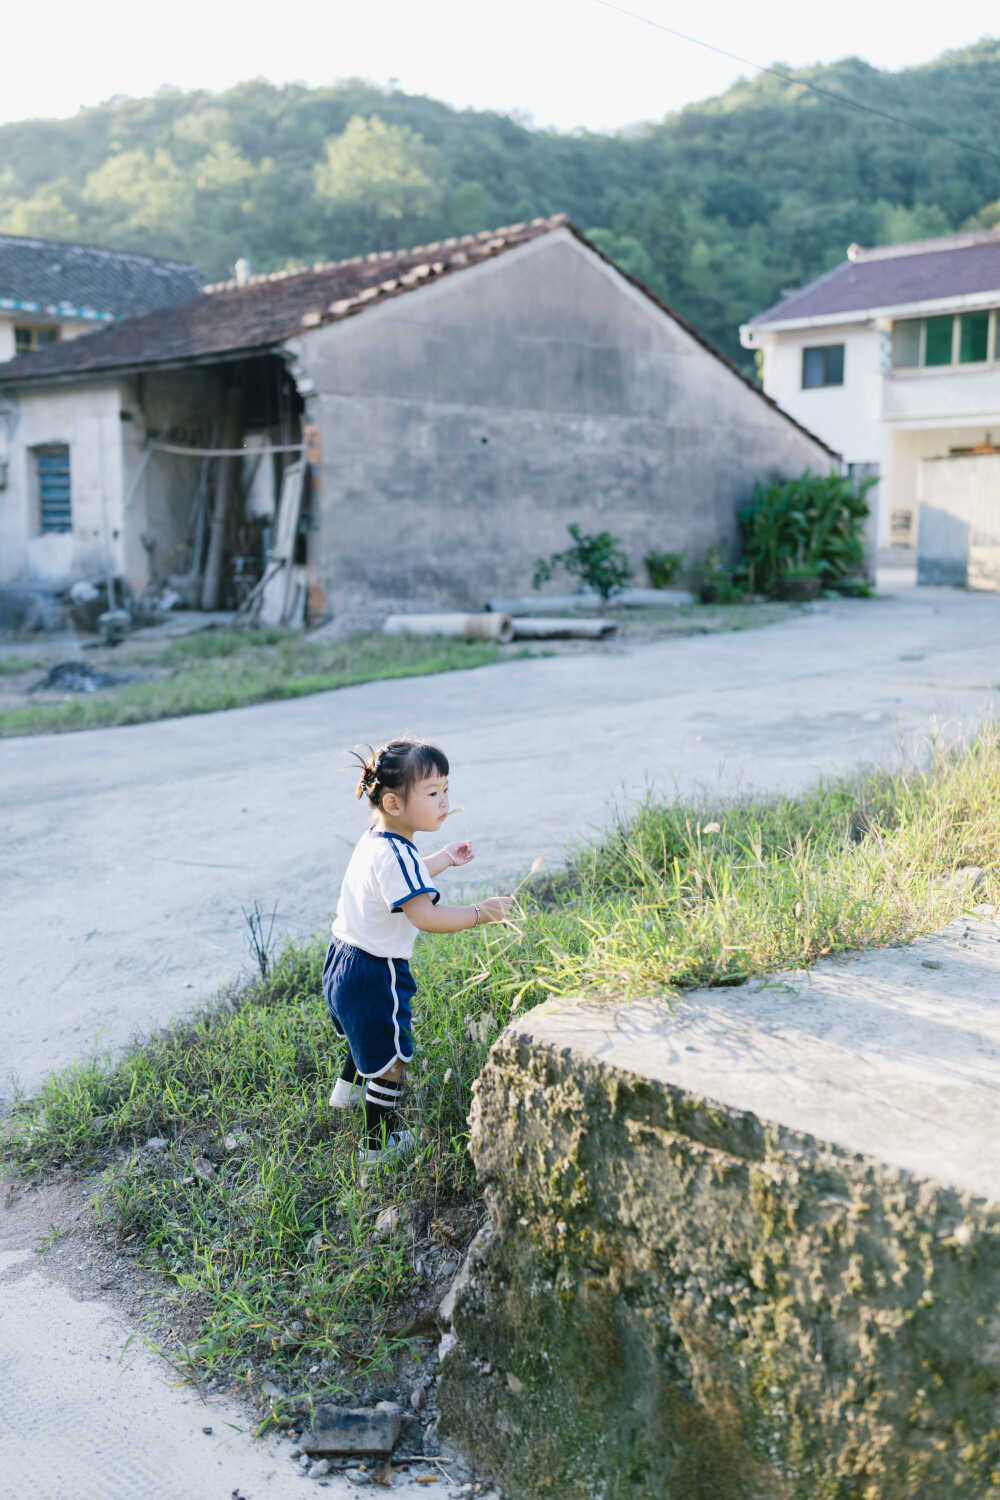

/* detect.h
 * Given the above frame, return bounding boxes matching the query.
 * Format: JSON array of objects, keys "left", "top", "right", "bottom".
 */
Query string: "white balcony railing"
[{"left": 882, "top": 367, "right": 1000, "bottom": 423}]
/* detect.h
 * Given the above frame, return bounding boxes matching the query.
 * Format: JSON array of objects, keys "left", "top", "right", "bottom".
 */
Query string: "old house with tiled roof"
[
  {"left": 0, "top": 216, "right": 834, "bottom": 609},
  {"left": 742, "top": 229, "right": 1000, "bottom": 591},
  {"left": 0, "top": 234, "right": 203, "bottom": 360}
]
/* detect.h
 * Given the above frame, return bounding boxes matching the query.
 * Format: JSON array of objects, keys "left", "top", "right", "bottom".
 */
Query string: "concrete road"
[{"left": 3, "top": 588, "right": 999, "bottom": 1101}]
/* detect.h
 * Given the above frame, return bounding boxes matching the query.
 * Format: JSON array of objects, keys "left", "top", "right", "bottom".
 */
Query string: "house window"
[
  {"left": 14, "top": 325, "right": 59, "bottom": 354},
  {"left": 960, "top": 311, "right": 990, "bottom": 364},
  {"left": 802, "top": 344, "right": 845, "bottom": 388},
  {"left": 925, "top": 316, "right": 954, "bottom": 367},
  {"left": 892, "top": 310, "right": 995, "bottom": 368},
  {"left": 892, "top": 320, "right": 921, "bottom": 368},
  {"left": 35, "top": 446, "right": 72, "bottom": 533}
]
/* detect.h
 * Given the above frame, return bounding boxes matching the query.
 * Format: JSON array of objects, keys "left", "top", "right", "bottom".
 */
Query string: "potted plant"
[{"left": 776, "top": 564, "right": 823, "bottom": 602}]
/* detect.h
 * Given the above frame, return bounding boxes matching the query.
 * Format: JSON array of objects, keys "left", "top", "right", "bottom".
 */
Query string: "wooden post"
[
  {"left": 303, "top": 423, "right": 328, "bottom": 622},
  {"left": 200, "top": 386, "right": 242, "bottom": 611}
]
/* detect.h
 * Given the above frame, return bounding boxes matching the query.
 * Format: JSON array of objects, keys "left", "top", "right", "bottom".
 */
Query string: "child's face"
[{"left": 398, "top": 773, "right": 450, "bottom": 833}]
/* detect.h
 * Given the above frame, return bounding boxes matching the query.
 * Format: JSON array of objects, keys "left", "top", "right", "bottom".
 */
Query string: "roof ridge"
[
  {"left": 0, "top": 232, "right": 200, "bottom": 272},
  {"left": 848, "top": 227, "right": 1000, "bottom": 262},
  {"left": 202, "top": 215, "right": 568, "bottom": 295}
]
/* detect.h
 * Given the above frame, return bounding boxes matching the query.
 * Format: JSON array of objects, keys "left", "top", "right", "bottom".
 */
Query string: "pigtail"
[
  {"left": 346, "top": 738, "right": 450, "bottom": 810},
  {"left": 350, "top": 745, "right": 383, "bottom": 803}
]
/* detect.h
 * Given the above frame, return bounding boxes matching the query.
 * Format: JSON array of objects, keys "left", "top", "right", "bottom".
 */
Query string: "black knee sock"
[
  {"left": 340, "top": 1052, "right": 360, "bottom": 1085},
  {"left": 364, "top": 1074, "right": 403, "bottom": 1149}
]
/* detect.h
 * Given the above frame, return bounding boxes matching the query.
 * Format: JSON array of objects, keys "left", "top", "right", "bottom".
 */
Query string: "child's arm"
[
  {"left": 404, "top": 892, "right": 512, "bottom": 932},
  {"left": 425, "top": 841, "right": 474, "bottom": 877}
]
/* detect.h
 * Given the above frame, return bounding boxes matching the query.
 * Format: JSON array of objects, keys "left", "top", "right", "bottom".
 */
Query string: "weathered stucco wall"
[
  {"left": 438, "top": 926, "right": 1000, "bottom": 1499},
  {"left": 296, "top": 229, "right": 835, "bottom": 612},
  {"left": 0, "top": 380, "right": 123, "bottom": 583}
]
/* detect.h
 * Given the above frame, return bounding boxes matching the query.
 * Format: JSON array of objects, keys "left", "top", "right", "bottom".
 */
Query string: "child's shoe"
[
  {"left": 358, "top": 1129, "right": 415, "bottom": 1165},
  {"left": 329, "top": 1077, "right": 363, "bottom": 1109}
]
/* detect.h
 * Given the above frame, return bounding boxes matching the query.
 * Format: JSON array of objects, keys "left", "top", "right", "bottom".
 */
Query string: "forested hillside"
[{"left": 2, "top": 39, "right": 1000, "bottom": 364}]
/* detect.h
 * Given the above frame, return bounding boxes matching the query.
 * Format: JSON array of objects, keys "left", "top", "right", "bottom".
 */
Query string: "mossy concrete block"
[{"left": 437, "top": 918, "right": 1000, "bottom": 1499}]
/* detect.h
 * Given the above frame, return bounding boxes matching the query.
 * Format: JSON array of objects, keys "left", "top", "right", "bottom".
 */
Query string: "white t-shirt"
[{"left": 332, "top": 830, "right": 440, "bottom": 959}]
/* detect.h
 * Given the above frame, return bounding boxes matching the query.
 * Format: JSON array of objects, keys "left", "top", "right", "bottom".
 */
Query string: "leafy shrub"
[
  {"left": 691, "top": 544, "right": 743, "bottom": 604},
  {"left": 740, "top": 471, "right": 873, "bottom": 596},
  {"left": 645, "top": 550, "right": 683, "bottom": 589},
  {"left": 534, "top": 524, "right": 633, "bottom": 604}
]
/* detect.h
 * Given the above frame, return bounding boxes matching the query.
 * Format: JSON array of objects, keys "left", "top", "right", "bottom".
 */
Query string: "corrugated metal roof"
[
  {"left": 753, "top": 229, "right": 1000, "bottom": 325},
  {"left": 0, "top": 234, "right": 203, "bottom": 324}
]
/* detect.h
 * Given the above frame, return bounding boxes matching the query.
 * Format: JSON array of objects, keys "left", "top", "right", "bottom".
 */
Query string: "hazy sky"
[{"left": 3, "top": 0, "right": 998, "bottom": 132}]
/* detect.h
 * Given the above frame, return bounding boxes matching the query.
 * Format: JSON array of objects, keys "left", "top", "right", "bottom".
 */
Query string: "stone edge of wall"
[{"left": 437, "top": 1018, "right": 1000, "bottom": 1500}]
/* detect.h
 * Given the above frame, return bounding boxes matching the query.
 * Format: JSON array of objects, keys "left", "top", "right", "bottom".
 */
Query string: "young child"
[{"left": 324, "top": 737, "right": 512, "bottom": 1164}]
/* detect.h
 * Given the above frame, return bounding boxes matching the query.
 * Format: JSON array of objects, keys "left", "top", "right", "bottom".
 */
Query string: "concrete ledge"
[{"left": 438, "top": 917, "right": 1000, "bottom": 1498}]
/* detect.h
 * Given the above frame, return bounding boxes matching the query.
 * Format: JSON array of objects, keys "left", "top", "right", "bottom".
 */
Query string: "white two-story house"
[{"left": 741, "top": 229, "right": 1000, "bottom": 590}]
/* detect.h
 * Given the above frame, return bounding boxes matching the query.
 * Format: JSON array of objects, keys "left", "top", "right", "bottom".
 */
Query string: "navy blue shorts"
[{"left": 323, "top": 938, "right": 415, "bottom": 1078}]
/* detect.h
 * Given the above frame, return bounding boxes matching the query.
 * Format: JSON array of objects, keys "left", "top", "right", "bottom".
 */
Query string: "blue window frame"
[{"left": 36, "top": 446, "right": 71, "bottom": 533}]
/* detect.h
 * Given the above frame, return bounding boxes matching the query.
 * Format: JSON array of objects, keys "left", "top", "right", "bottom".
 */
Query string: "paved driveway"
[{"left": 3, "top": 588, "right": 999, "bottom": 1100}]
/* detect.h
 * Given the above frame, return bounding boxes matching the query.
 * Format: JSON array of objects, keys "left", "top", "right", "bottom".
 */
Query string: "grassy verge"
[
  {"left": 0, "top": 599, "right": 799, "bottom": 737},
  {"left": 0, "top": 629, "right": 501, "bottom": 737},
  {"left": 6, "top": 726, "right": 998, "bottom": 1411}
]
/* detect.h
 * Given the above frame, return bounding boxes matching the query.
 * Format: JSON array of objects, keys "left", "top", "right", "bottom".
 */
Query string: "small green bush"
[
  {"left": 645, "top": 550, "right": 683, "bottom": 589},
  {"left": 740, "top": 471, "right": 873, "bottom": 595},
  {"left": 534, "top": 524, "right": 633, "bottom": 604},
  {"left": 691, "top": 544, "right": 743, "bottom": 604}
]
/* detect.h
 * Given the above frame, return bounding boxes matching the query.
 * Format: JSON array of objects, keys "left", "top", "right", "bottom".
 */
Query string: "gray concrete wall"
[
  {"left": 438, "top": 917, "right": 1000, "bottom": 1499},
  {"left": 295, "top": 230, "right": 836, "bottom": 612}
]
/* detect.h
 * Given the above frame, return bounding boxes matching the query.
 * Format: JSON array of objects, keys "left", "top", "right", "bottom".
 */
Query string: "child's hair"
[{"left": 351, "top": 738, "right": 449, "bottom": 810}]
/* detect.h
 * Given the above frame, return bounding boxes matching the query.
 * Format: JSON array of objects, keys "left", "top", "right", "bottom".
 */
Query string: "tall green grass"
[{"left": 5, "top": 726, "right": 999, "bottom": 1396}]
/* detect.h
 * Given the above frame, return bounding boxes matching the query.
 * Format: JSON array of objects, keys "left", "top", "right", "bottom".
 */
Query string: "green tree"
[
  {"left": 445, "top": 180, "right": 490, "bottom": 235},
  {"left": 315, "top": 114, "right": 444, "bottom": 248},
  {"left": 82, "top": 148, "right": 194, "bottom": 256},
  {"left": 0, "top": 179, "right": 81, "bottom": 239},
  {"left": 585, "top": 227, "right": 658, "bottom": 286}
]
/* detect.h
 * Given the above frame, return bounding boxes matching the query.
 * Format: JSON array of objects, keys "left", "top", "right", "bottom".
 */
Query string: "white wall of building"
[
  {"left": 758, "top": 321, "right": 887, "bottom": 468},
  {"left": 0, "top": 381, "right": 125, "bottom": 584}
]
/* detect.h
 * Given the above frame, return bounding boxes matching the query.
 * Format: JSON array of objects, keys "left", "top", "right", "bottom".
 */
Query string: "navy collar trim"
[{"left": 371, "top": 828, "right": 417, "bottom": 850}]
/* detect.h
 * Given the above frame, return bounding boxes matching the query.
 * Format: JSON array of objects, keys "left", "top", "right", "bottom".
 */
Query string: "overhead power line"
[{"left": 592, "top": 0, "right": 1000, "bottom": 168}]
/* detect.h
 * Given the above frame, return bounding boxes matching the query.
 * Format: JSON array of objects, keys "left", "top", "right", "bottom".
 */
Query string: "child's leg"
[
  {"left": 329, "top": 1046, "right": 363, "bottom": 1109},
  {"left": 364, "top": 1056, "right": 408, "bottom": 1149}
]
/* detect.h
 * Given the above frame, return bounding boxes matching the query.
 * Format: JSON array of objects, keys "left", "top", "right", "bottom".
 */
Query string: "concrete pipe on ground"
[
  {"left": 511, "top": 617, "right": 616, "bottom": 640},
  {"left": 382, "top": 612, "right": 515, "bottom": 645}
]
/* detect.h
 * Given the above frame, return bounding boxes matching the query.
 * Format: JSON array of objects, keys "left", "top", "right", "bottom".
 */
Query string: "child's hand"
[
  {"left": 480, "top": 895, "right": 514, "bottom": 923},
  {"left": 445, "top": 841, "right": 475, "bottom": 867}
]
